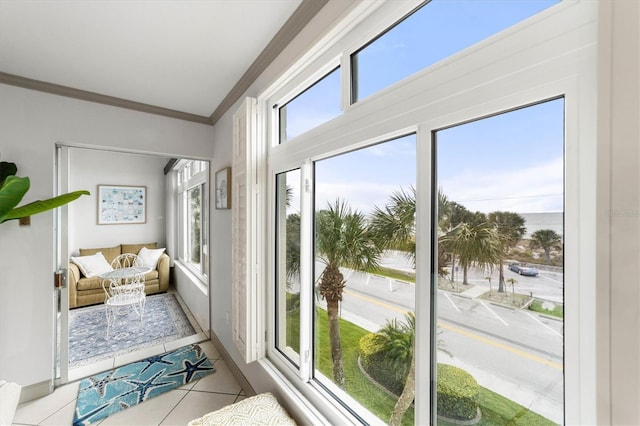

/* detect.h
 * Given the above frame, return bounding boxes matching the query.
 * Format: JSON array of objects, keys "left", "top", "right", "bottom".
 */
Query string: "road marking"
[
  {"left": 345, "top": 288, "right": 563, "bottom": 370},
  {"left": 479, "top": 301, "right": 509, "bottom": 326},
  {"left": 443, "top": 292, "right": 460, "bottom": 312},
  {"left": 343, "top": 289, "right": 409, "bottom": 314},
  {"left": 439, "top": 322, "right": 563, "bottom": 370},
  {"left": 526, "top": 312, "right": 563, "bottom": 337}
]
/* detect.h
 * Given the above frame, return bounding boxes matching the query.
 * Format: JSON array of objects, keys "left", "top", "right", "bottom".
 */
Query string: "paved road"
[{"left": 315, "top": 262, "right": 565, "bottom": 424}]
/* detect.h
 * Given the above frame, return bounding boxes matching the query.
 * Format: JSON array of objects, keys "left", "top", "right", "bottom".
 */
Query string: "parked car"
[{"left": 508, "top": 262, "right": 539, "bottom": 276}]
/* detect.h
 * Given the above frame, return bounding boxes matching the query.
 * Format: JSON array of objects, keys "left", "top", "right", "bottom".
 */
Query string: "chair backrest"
[{"left": 111, "top": 253, "right": 143, "bottom": 269}]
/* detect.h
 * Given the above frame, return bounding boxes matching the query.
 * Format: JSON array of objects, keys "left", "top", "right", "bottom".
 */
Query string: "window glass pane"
[
  {"left": 352, "top": 0, "right": 560, "bottom": 102},
  {"left": 275, "top": 169, "right": 302, "bottom": 366},
  {"left": 434, "top": 99, "right": 564, "bottom": 424},
  {"left": 187, "top": 185, "right": 202, "bottom": 267},
  {"left": 313, "top": 135, "right": 416, "bottom": 422},
  {"left": 279, "top": 67, "right": 341, "bottom": 143}
]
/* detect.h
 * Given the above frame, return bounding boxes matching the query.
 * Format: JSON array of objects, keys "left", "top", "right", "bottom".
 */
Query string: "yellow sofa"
[{"left": 69, "top": 242, "right": 170, "bottom": 309}]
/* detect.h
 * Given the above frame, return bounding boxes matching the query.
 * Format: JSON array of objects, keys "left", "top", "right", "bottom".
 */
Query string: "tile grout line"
[{"left": 157, "top": 388, "right": 190, "bottom": 426}]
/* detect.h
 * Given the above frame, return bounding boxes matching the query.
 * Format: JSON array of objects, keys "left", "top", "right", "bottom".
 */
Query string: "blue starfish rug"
[{"left": 73, "top": 343, "right": 214, "bottom": 426}]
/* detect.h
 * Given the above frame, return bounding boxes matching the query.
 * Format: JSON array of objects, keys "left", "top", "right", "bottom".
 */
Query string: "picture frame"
[
  {"left": 215, "top": 167, "right": 231, "bottom": 209},
  {"left": 97, "top": 185, "right": 146, "bottom": 224}
]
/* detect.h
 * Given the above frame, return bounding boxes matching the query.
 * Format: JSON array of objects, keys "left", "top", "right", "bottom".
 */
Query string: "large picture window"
[
  {"left": 263, "top": 1, "right": 595, "bottom": 424},
  {"left": 313, "top": 136, "right": 416, "bottom": 421},
  {"left": 433, "top": 98, "right": 564, "bottom": 424}
]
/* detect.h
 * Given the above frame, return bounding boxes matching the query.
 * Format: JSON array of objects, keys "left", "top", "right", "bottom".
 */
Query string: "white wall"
[
  {"left": 68, "top": 148, "right": 168, "bottom": 254},
  {"left": 0, "top": 84, "right": 213, "bottom": 393},
  {"left": 173, "top": 263, "right": 209, "bottom": 334},
  {"left": 597, "top": 1, "right": 640, "bottom": 424}
]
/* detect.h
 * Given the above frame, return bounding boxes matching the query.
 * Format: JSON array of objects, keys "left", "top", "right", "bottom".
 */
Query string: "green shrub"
[
  {"left": 359, "top": 333, "right": 407, "bottom": 395},
  {"left": 359, "top": 333, "right": 384, "bottom": 360},
  {"left": 437, "top": 364, "right": 480, "bottom": 420}
]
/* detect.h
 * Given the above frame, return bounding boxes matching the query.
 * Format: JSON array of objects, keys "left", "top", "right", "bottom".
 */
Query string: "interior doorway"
[{"left": 54, "top": 145, "right": 211, "bottom": 385}]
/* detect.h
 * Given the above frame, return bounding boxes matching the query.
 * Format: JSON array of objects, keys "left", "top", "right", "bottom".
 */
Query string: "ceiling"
[{"left": 0, "top": 0, "right": 324, "bottom": 124}]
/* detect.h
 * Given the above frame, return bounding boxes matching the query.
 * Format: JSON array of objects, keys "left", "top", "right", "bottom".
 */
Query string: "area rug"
[
  {"left": 73, "top": 343, "right": 214, "bottom": 426},
  {"left": 69, "top": 293, "right": 196, "bottom": 367}
]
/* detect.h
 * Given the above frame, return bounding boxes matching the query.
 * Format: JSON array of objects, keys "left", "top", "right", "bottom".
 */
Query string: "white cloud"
[
  {"left": 315, "top": 181, "right": 406, "bottom": 215},
  {"left": 440, "top": 156, "right": 564, "bottom": 213}
]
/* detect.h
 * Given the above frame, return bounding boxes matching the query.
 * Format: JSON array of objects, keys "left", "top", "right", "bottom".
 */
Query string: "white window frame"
[
  {"left": 257, "top": 0, "right": 598, "bottom": 424},
  {"left": 176, "top": 159, "right": 209, "bottom": 283}
]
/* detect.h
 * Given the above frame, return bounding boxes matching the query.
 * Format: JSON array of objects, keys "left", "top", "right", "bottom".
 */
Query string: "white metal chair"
[{"left": 102, "top": 253, "right": 147, "bottom": 337}]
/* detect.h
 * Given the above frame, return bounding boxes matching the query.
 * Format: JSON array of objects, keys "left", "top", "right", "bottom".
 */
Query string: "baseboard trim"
[
  {"left": 18, "top": 379, "right": 54, "bottom": 404},
  {"left": 208, "top": 332, "right": 256, "bottom": 396}
]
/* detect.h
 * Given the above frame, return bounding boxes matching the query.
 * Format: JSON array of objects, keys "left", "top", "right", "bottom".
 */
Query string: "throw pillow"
[
  {"left": 70, "top": 252, "right": 113, "bottom": 278},
  {"left": 138, "top": 247, "right": 166, "bottom": 269}
]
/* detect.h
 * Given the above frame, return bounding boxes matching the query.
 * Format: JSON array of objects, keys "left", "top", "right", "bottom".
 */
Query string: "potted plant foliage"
[{"left": 0, "top": 161, "right": 89, "bottom": 224}]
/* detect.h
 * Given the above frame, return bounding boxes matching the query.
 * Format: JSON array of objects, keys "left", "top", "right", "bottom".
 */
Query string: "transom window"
[
  {"left": 279, "top": 67, "right": 341, "bottom": 143},
  {"left": 351, "top": 0, "right": 560, "bottom": 102}
]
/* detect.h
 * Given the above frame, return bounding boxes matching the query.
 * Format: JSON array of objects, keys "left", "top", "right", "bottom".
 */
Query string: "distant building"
[{"left": 520, "top": 212, "right": 563, "bottom": 239}]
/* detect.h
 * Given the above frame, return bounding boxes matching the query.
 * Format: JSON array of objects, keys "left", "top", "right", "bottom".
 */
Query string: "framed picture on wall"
[
  {"left": 97, "top": 185, "right": 146, "bottom": 224},
  {"left": 215, "top": 167, "right": 231, "bottom": 209}
]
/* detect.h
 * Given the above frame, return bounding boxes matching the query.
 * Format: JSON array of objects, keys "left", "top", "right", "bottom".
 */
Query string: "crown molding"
[
  {"left": 209, "top": 0, "right": 329, "bottom": 125},
  {"left": 0, "top": 71, "right": 213, "bottom": 125},
  {"left": 0, "top": 0, "right": 326, "bottom": 127}
]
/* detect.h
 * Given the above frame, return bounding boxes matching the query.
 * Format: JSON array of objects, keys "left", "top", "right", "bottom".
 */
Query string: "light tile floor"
[
  {"left": 13, "top": 340, "right": 248, "bottom": 425},
  {"left": 14, "top": 291, "right": 248, "bottom": 425}
]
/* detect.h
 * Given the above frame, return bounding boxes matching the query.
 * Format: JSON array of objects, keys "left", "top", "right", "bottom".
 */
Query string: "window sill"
[
  {"left": 258, "top": 357, "right": 376, "bottom": 425},
  {"left": 257, "top": 358, "right": 334, "bottom": 425},
  {"left": 174, "top": 260, "right": 208, "bottom": 295}
]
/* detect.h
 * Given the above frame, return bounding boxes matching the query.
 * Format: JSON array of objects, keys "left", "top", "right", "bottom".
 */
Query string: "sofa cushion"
[
  {"left": 138, "top": 247, "right": 166, "bottom": 268},
  {"left": 79, "top": 246, "right": 121, "bottom": 266},
  {"left": 77, "top": 271, "right": 159, "bottom": 291},
  {"left": 76, "top": 276, "right": 104, "bottom": 291},
  {"left": 143, "top": 270, "right": 159, "bottom": 281},
  {"left": 70, "top": 252, "right": 113, "bottom": 278},
  {"left": 121, "top": 242, "right": 157, "bottom": 256},
  {"left": 188, "top": 392, "right": 296, "bottom": 426}
]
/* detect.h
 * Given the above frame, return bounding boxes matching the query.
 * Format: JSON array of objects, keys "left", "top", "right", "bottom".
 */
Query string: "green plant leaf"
[
  {"left": 0, "top": 162, "right": 18, "bottom": 186},
  {"left": 0, "top": 175, "right": 30, "bottom": 223},
  {"left": 1, "top": 190, "right": 90, "bottom": 223}
]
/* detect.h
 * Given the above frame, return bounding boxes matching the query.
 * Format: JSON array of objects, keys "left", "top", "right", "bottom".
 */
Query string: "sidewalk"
[
  {"left": 458, "top": 285, "right": 489, "bottom": 299},
  {"left": 438, "top": 352, "right": 563, "bottom": 425}
]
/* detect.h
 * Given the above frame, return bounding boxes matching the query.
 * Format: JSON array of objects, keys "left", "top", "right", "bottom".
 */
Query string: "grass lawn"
[
  {"left": 374, "top": 266, "right": 415, "bottom": 283},
  {"left": 528, "top": 299, "right": 564, "bottom": 319},
  {"left": 287, "top": 305, "right": 556, "bottom": 425}
]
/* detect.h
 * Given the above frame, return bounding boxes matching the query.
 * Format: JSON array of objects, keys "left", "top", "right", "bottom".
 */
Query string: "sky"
[{"left": 284, "top": 0, "right": 564, "bottom": 216}]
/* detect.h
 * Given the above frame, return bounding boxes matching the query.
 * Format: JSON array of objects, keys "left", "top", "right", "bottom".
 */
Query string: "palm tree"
[
  {"left": 369, "top": 187, "right": 451, "bottom": 277},
  {"left": 440, "top": 203, "right": 485, "bottom": 283},
  {"left": 507, "top": 277, "right": 517, "bottom": 300},
  {"left": 378, "top": 312, "right": 415, "bottom": 426},
  {"left": 530, "top": 229, "right": 561, "bottom": 264},
  {"left": 316, "top": 199, "right": 381, "bottom": 388},
  {"left": 369, "top": 187, "right": 416, "bottom": 265},
  {"left": 379, "top": 312, "right": 451, "bottom": 425},
  {"left": 442, "top": 221, "right": 502, "bottom": 285},
  {"left": 488, "top": 211, "right": 526, "bottom": 292},
  {"left": 284, "top": 213, "right": 301, "bottom": 285}
]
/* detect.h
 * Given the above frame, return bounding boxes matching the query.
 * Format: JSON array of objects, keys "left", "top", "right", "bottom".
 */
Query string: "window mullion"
[
  {"left": 298, "top": 160, "right": 314, "bottom": 382},
  {"left": 415, "top": 125, "right": 433, "bottom": 425},
  {"left": 340, "top": 52, "right": 351, "bottom": 112}
]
